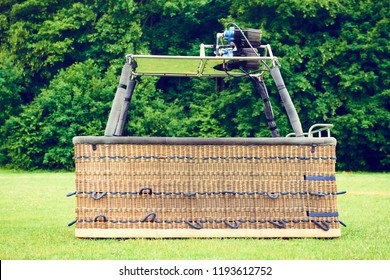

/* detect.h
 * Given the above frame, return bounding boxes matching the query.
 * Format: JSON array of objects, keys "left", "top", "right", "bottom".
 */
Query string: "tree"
[
  {"left": 0, "top": 54, "right": 23, "bottom": 127},
  {"left": 224, "top": 0, "right": 390, "bottom": 170},
  {"left": 0, "top": 0, "right": 388, "bottom": 170},
  {"left": 1, "top": 60, "right": 117, "bottom": 169}
]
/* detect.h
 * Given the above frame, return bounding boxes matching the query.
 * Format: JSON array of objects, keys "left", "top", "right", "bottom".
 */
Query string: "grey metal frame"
[{"left": 105, "top": 44, "right": 305, "bottom": 137}]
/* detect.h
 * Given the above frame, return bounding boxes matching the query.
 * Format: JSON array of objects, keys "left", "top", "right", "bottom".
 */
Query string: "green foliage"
[
  {"left": 126, "top": 77, "right": 188, "bottom": 136},
  {"left": 227, "top": 0, "right": 389, "bottom": 170},
  {"left": 3, "top": 0, "right": 142, "bottom": 100},
  {"left": 0, "top": 0, "right": 388, "bottom": 170},
  {"left": 139, "top": 0, "right": 230, "bottom": 55},
  {"left": 1, "top": 60, "right": 116, "bottom": 170},
  {"left": 0, "top": 54, "right": 23, "bottom": 127}
]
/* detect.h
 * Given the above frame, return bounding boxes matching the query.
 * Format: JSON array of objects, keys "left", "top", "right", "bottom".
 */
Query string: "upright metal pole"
[
  {"left": 114, "top": 77, "right": 137, "bottom": 136},
  {"left": 254, "top": 77, "right": 280, "bottom": 137},
  {"left": 104, "top": 63, "right": 131, "bottom": 136},
  {"left": 270, "top": 66, "right": 304, "bottom": 137}
]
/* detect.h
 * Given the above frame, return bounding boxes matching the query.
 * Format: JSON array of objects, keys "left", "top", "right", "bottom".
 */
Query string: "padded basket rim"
[{"left": 73, "top": 136, "right": 337, "bottom": 146}]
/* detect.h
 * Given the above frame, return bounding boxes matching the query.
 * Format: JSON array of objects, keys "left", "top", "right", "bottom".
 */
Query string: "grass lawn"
[{"left": 0, "top": 169, "right": 389, "bottom": 260}]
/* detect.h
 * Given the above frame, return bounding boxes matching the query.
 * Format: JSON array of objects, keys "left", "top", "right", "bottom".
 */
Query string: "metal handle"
[{"left": 308, "top": 124, "right": 333, "bottom": 138}]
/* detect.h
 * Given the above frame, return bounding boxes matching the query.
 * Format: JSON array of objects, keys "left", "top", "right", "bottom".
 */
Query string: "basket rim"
[{"left": 73, "top": 136, "right": 336, "bottom": 146}]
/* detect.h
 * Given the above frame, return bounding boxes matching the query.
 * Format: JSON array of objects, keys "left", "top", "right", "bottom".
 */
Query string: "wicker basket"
[{"left": 71, "top": 136, "right": 342, "bottom": 238}]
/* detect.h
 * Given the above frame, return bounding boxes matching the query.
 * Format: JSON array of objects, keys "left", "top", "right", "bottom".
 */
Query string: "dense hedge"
[{"left": 0, "top": 0, "right": 388, "bottom": 170}]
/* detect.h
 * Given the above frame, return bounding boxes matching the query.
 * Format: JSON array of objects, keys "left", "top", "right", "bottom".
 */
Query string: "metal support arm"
[
  {"left": 114, "top": 77, "right": 136, "bottom": 136},
  {"left": 270, "top": 65, "right": 304, "bottom": 137},
  {"left": 105, "top": 63, "right": 132, "bottom": 136},
  {"left": 254, "top": 77, "right": 280, "bottom": 137}
]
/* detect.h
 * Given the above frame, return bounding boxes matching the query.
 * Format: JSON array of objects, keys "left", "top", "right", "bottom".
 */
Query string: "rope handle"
[
  {"left": 139, "top": 187, "right": 153, "bottom": 195},
  {"left": 141, "top": 212, "right": 157, "bottom": 222},
  {"left": 222, "top": 190, "right": 236, "bottom": 195},
  {"left": 185, "top": 221, "right": 203, "bottom": 230},
  {"left": 94, "top": 214, "right": 108, "bottom": 222},
  {"left": 91, "top": 192, "right": 107, "bottom": 200},
  {"left": 312, "top": 220, "right": 330, "bottom": 231},
  {"left": 267, "top": 192, "right": 279, "bottom": 199},
  {"left": 333, "top": 190, "right": 347, "bottom": 195},
  {"left": 337, "top": 220, "right": 347, "bottom": 227},
  {"left": 268, "top": 220, "right": 286, "bottom": 228},
  {"left": 224, "top": 220, "right": 241, "bottom": 229},
  {"left": 183, "top": 192, "right": 197, "bottom": 197},
  {"left": 66, "top": 191, "right": 76, "bottom": 197}
]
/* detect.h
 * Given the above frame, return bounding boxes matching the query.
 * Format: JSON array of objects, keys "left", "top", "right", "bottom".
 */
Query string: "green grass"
[{"left": 0, "top": 169, "right": 389, "bottom": 260}]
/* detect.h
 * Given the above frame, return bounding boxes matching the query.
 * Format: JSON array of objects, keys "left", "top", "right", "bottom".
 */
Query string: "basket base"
[{"left": 75, "top": 228, "right": 341, "bottom": 239}]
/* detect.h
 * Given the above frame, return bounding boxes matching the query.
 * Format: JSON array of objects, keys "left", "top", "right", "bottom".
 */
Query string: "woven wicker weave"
[{"left": 71, "top": 136, "right": 342, "bottom": 238}]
